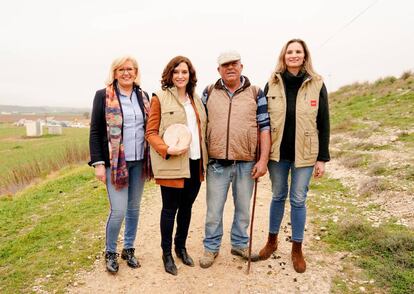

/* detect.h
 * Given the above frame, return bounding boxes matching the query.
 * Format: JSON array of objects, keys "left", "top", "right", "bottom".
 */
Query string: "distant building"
[
  {"left": 48, "top": 125, "right": 63, "bottom": 135},
  {"left": 26, "top": 121, "right": 43, "bottom": 137}
]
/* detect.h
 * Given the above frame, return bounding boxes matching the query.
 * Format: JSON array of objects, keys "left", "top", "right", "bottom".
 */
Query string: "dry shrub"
[
  {"left": 340, "top": 153, "right": 366, "bottom": 169},
  {"left": 352, "top": 129, "right": 373, "bottom": 139},
  {"left": 333, "top": 118, "right": 355, "bottom": 132},
  {"left": 331, "top": 149, "right": 345, "bottom": 159},
  {"left": 358, "top": 177, "right": 389, "bottom": 196},
  {"left": 368, "top": 162, "right": 388, "bottom": 176},
  {"left": 400, "top": 70, "right": 413, "bottom": 80},
  {"left": 330, "top": 136, "right": 343, "bottom": 145},
  {"left": 1, "top": 143, "right": 89, "bottom": 194}
]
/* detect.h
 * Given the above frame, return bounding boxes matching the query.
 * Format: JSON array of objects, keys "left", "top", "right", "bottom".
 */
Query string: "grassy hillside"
[
  {"left": 309, "top": 71, "right": 414, "bottom": 293},
  {"left": 330, "top": 71, "right": 414, "bottom": 143},
  {"left": 0, "top": 166, "right": 156, "bottom": 293},
  {"left": 329, "top": 71, "right": 414, "bottom": 194}
]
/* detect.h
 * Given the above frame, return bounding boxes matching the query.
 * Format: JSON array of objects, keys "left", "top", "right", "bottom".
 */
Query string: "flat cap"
[{"left": 217, "top": 50, "right": 241, "bottom": 65}]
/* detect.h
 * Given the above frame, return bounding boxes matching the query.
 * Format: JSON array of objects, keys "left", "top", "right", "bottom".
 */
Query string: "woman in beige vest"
[
  {"left": 258, "top": 39, "right": 330, "bottom": 273},
  {"left": 145, "top": 56, "right": 208, "bottom": 275}
]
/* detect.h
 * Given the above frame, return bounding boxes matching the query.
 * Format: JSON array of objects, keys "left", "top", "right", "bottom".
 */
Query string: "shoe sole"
[
  {"left": 106, "top": 267, "right": 118, "bottom": 274},
  {"left": 199, "top": 262, "right": 214, "bottom": 269}
]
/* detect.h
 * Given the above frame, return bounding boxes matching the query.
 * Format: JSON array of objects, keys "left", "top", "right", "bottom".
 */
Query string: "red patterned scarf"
[
  {"left": 105, "top": 84, "right": 128, "bottom": 189},
  {"left": 105, "top": 84, "right": 152, "bottom": 190}
]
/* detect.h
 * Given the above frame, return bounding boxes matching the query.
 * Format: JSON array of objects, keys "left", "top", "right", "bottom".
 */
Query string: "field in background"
[
  {"left": 0, "top": 124, "right": 89, "bottom": 194},
  {"left": 0, "top": 113, "right": 90, "bottom": 125}
]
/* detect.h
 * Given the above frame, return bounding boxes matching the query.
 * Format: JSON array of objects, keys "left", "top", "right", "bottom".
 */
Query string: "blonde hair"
[
  {"left": 272, "top": 39, "right": 318, "bottom": 81},
  {"left": 105, "top": 55, "right": 141, "bottom": 86}
]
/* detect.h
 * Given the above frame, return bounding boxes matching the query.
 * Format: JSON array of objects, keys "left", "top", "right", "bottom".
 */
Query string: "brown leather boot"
[
  {"left": 258, "top": 233, "right": 278, "bottom": 260},
  {"left": 291, "top": 241, "right": 306, "bottom": 273}
]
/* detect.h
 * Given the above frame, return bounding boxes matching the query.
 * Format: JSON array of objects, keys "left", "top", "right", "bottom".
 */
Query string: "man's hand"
[
  {"left": 95, "top": 165, "right": 106, "bottom": 183},
  {"left": 313, "top": 161, "right": 325, "bottom": 178},
  {"left": 251, "top": 160, "right": 267, "bottom": 179}
]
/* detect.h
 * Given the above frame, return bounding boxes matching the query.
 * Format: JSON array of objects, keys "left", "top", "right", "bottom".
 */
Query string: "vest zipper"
[
  {"left": 225, "top": 96, "right": 233, "bottom": 159},
  {"left": 300, "top": 77, "right": 312, "bottom": 99},
  {"left": 226, "top": 97, "right": 233, "bottom": 159},
  {"left": 224, "top": 85, "right": 245, "bottom": 159}
]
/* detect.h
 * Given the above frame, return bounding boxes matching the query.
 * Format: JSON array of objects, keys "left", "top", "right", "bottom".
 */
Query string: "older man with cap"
[{"left": 199, "top": 51, "right": 271, "bottom": 268}]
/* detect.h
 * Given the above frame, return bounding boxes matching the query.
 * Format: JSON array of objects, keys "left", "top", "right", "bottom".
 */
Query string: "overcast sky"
[{"left": 0, "top": 0, "right": 413, "bottom": 108}]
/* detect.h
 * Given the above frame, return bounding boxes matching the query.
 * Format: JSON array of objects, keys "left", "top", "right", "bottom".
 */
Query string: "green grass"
[
  {"left": 0, "top": 166, "right": 106, "bottom": 293},
  {"left": 330, "top": 73, "right": 414, "bottom": 134},
  {"left": 329, "top": 75, "right": 414, "bottom": 194},
  {"left": 331, "top": 276, "right": 354, "bottom": 294},
  {"left": 0, "top": 125, "right": 89, "bottom": 193},
  {"left": 309, "top": 176, "right": 414, "bottom": 294},
  {"left": 398, "top": 131, "right": 414, "bottom": 147},
  {"left": 331, "top": 93, "right": 413, "bottom": 131},
  {"left": 324, "top": 220, "right": 414, "bottom": 294},
  {"left": 0, "top": 165, "right": 156, "bottom": 293}
]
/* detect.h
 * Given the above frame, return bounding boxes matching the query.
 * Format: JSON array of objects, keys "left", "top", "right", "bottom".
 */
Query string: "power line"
[{"left": 319, "top": 0, "right": 380, "bottom": 49}]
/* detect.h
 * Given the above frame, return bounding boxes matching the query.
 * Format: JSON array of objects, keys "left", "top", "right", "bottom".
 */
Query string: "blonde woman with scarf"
[{"left": 89, "top": 56, "right": 151, "bottom": 274}]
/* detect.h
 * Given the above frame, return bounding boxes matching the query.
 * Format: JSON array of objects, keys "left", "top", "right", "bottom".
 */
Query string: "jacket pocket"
[
  {"left": 160, "top": 107, "right": 185, "bottom": 134},
  {"left": 303, "top": 130, "right": 319, "bottom": 160},
  {"left": 267, "top": 95, "right": 284, "bottom": 113},
  {"left": 157, "top": 155, "right": 183, "bottom": 172},
  {"left": 269, "top": 127, "right": 279, "bottom": 154}
]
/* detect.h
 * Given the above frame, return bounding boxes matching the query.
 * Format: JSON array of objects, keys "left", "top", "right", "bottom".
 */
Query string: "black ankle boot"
[
  {"left": 105, "top": 251, "right": 119, "bottom": 274},
  {"left": 162, "top": 253, "right": 178, "bottom": 275},
  {"left": 175, "top": 247, "right": 194, "bottom": 267},
  {"left": 121, "top": 248, "right": 140, "bottom": 268}
]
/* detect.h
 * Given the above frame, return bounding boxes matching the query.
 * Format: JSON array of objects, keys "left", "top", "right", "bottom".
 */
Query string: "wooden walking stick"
[
  {"left": 247, "top": 127, "right": 261, "bottom": 275},
  {"left": 247, "top": 176, "right": 258, "bottom": 274}
]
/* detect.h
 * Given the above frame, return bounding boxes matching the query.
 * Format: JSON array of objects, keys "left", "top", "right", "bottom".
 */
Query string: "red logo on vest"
[{"left": 310, "top": 100, "right": 317, "bottom": 107}]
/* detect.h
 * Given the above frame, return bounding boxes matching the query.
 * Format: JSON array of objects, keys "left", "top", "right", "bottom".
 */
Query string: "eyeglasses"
[{"left": 116, "top": 67, "right": 136, "bottom": 74}]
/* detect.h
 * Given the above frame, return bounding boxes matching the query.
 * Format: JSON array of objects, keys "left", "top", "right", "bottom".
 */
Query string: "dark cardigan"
[{"left": 88, "top": 84, "right": 148, "bottom": 167}]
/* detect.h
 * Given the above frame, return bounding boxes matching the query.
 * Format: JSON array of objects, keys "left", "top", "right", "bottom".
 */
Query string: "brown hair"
[
  {"left": 272, "top": 38, "right": 318, "bottom": 81},
  {"left": 161, "top": 56, "right": 197, "bottom": 96}
]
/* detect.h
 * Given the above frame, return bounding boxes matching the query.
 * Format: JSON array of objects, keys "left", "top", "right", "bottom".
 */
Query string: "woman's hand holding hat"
[
  {"left": 167, "top": 144, "right": 189, "bottom": 156},
  {"left": 163, "top": 123, "right": 192, "bottom": 156}
]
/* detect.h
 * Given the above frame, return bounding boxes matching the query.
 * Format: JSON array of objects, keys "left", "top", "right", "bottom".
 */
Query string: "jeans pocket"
[{"left": 208, "top": 161, "right": 224, "bottom": 174}]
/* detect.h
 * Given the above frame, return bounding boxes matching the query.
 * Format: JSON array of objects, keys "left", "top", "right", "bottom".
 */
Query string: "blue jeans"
[
  {"left": 203, "top": 161, "right": 255, "bottom": 252},
  {"left": 267, "top": 160, "right": 314, "bottom": 242},
  {"left": 105, "top": 161, "right": 144, "bottom": 253}
]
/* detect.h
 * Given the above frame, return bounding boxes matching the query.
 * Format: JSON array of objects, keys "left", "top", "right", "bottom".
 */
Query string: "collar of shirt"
[{"left": 220, "top": 76, "right": 245, "bottom": 97}]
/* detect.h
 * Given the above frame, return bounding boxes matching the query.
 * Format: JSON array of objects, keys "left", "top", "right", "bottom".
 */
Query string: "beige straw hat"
[{"left": 163, "top": 123, "right": 192, "bottom": 149}]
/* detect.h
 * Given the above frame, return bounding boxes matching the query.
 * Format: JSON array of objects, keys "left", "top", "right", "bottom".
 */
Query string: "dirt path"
[{"left": 68, "top": 175, "right": 342, "bottom": 293}]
